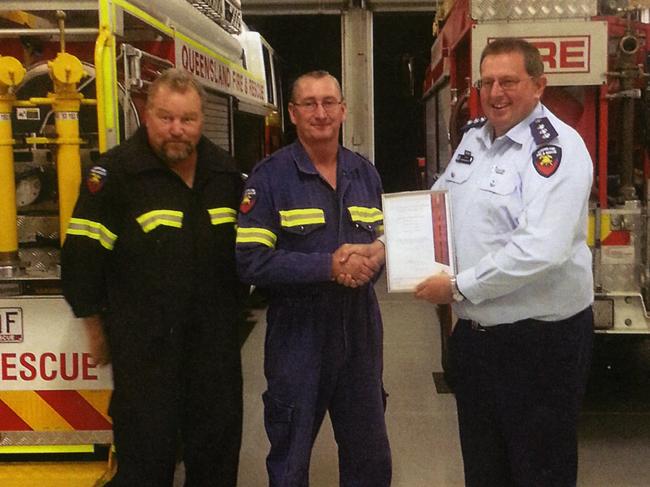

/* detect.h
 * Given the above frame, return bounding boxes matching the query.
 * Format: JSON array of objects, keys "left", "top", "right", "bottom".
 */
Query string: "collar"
[
  {"left": 290, "top": 140, "right": 364, "bottom": 177},
  {"left": 122, "top": 126, "right": 234, "bottom": 176},
  {"left": 477, "top": 102, "right": 545, "bottom": 148}
]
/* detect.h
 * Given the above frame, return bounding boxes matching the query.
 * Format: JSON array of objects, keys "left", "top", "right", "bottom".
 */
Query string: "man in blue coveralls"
[
  {"left": 415, "top": 39, "right": 594, "bottom": 486},
  {"left": 236, "top": 70, "right": 391, "bottom": 486}
]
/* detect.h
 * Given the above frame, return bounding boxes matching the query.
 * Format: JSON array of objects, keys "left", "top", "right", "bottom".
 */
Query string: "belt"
[
  {"left": 470, "top": 320, "right": 488, "bottom": 332},
  {"left": 468, "top": 320, "right": 504, "bottom": 332}
]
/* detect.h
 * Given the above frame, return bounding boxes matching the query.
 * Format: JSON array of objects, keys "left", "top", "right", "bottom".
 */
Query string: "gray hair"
[
  {"left": 290, "top": 70, "right": 343, "bottom": 102},
  {"left": 146, "top": 68, "right": 206, "bottom": 110}
]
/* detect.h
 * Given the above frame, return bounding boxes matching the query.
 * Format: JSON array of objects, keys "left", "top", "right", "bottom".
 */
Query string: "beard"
[{"left": 156, "top": 140, "right": 195, "bottom": 164}]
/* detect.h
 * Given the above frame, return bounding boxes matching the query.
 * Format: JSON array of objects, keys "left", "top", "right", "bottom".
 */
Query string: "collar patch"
[
  {"left": 455, "top": 150, "right": 474, "bottom": 165},
  {"left": 239, "top": 188, "right": 257, "bottom": 214},
  {"left": 86, "top": 166, "right": 107, "bottom": 194},
  {"left": 532, "top": 145, "right": 562, "bottom": 178},
  {"left": 530, "top": 117, "right": 558, "bottom": 145}
]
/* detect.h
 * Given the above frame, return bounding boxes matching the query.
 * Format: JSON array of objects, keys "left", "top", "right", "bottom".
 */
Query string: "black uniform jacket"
[{"left": 61, "top": 127, "right": 243, "bottom": 352}]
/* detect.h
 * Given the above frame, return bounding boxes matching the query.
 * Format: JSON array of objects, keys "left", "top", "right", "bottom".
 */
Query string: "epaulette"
[
  {"left": 530, "top": 117, "right": 558, "bottom": 145},
  {"left": 461, "top": 117, "right": 487, "bottom": 134}
]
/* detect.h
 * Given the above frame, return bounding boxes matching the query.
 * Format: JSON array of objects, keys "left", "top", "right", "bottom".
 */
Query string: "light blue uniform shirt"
[{"left": 433, "top": 103, "right": 593, "bottom": 326}]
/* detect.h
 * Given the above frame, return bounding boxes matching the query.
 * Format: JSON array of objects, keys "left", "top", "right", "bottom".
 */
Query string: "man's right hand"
[
  {"left": 331, "top": 244, "right": 381, "bottom": 287},
  {"left": 83, "top": 315, "right": 111, "bottom": 366}
]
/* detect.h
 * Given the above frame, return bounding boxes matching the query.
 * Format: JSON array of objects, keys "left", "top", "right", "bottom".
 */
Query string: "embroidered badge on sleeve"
[
  {"left": 86, "top": 166, "right": 107, "bottom": 194},
  {"left": 532, "top": 145, "right": 562, "bottom": 178},
  {"left": 239, "top": 188, "right": 257, "bottom": 214}
]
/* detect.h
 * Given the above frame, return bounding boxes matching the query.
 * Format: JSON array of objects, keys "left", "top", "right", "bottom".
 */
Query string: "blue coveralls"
[{"left": 236, "top": 141, "right": 391, "bottom": 487}]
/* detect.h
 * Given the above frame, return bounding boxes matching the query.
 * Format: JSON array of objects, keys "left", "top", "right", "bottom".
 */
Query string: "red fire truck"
[{"left": 0, "top": 0, "right": 282, "bottom": 463}]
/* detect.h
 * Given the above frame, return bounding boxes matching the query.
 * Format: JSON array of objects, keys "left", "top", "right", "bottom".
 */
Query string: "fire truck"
[
  {"left": 0, "top": 0, "right": 281, "bottom": 464},
  {"left": 422, "top": 0, "right": 650, "bottom": 363}
]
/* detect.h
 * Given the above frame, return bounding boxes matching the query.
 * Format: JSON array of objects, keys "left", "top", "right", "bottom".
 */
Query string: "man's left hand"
[{"left": 414, "top": 273, "right": 454, "bottom": 304}]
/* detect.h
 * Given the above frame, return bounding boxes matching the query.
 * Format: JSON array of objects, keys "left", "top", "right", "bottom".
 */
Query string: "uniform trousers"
[
  {"left": 106, "top": 314, "right": 242, "bottom": 486},
  {"left": 263, "top": 292, "right": 391, "bottom": 487},
  {"left": 450, "top": 307, "right": 593, "bottom": 487}
]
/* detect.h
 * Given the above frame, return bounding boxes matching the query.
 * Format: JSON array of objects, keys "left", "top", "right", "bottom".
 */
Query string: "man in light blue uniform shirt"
[{"left": 415, "top": 38, "right": 594, "bottom": 486}]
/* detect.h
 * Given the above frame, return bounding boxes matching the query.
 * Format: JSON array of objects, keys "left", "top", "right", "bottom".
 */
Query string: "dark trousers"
[
  {"left": 450, "top": 307, "right": 593, "bottom": 487},
  {"left": 263, "top": 294, "right": 391, "bottom": 487},
  {"left": 106, "top": 318, "right": 243, "bottom": 487}
]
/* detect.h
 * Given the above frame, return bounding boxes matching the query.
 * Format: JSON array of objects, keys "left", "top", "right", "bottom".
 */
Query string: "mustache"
[{"left": 162, "top": 139, "right": 193, "bottom": 147}]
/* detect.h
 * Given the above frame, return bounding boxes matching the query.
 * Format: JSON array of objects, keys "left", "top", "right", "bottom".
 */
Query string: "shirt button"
[
  {"left": 451, "top": 172, "right": 456, "bottom": 178},
  {"left": 490, "top": 179, "right": 496, "bottom": 187}
]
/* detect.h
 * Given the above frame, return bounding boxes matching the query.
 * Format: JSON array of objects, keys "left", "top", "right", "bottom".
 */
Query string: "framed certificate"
[{"left": 382, "top": 190, "right": 455, "bottom": 292}]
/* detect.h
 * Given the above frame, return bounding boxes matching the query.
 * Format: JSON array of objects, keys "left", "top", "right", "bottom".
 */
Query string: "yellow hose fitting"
[
  {"left": 48, "top": 52, "right": 86, "bottom": 244},
  {"left": 0, "top": 56, "right": 25, "bottom": 270}
]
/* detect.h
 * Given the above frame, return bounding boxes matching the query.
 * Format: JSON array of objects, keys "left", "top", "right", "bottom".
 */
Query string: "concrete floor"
[{"left": 238, "top": 273, "right": 650, "bottom": 487}]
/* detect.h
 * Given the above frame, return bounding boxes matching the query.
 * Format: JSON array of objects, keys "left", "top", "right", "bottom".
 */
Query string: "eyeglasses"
[
  {"left": 473, "top": 76, "right": 534, "bottom": 91},
  {"left": 291, "top": 98, "right": 343, "bottom": 113}
]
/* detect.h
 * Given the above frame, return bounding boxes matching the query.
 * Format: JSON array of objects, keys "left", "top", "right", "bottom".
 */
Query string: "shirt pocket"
[
  {"left": 476, "top": 172, "right": 522, "bottom": 234},
  {"left": 279, "top": 207, "right": 326, "bottom": 243},
  {"left": 444, "top": 163, "right": 473, "bottom": 185},
  {"left": 347, "top": 205, "right": 383, "bottom": 242}
]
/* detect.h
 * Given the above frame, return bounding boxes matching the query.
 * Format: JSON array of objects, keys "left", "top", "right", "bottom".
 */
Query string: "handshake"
[{"left": 331, "top": 240, "right": 385, "bottom": 288}]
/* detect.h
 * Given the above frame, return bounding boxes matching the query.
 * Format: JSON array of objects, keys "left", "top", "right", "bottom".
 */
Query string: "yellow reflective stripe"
[
  {"left": 136, "top": 210, "right": 183, "bottom": 233},
  {"left": 66, "top": 218, "right": 117, "bottom": 250},
  {"left": 376, "top": 224, "right": 384, "bottom": 236},
  {"left": 236, "top": 227, "right": 277, "bottom": 248},
  {"left": 348, "top": 206, "right": 383, "bottom": 223},
  {"left": 208, "top": 207, "right": 237, "bottom": 225},
  {"left": 279, "top": 208, "right": 325, "bottom": 227}
]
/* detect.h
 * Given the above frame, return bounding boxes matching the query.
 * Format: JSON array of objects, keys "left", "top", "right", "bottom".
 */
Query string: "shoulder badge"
[
  {"left": 530, "top": 117, "right": 558, "bottom": 145},
  {"left": 86, "top": 166, "right": 107, "bottom": 194},
  {"left": 460, "top": 117, "right": 487, "bottom": 134},
  {"left": 532, "top": 145, "right": 562, "bottom": 178},
  {"left": 239, "top": 188, "right": 257, "bottom": 214}
]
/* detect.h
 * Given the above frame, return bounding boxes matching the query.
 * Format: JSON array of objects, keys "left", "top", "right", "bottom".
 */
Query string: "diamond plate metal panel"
[
  {"left": 17, "top": 247, "right": 60, "bottom": 277},
  {"left": 17, "top": 216, "right": 59, "bottom": 244},
  {"left": 471, "top": 0, "right": 598, "bottom": 21}
]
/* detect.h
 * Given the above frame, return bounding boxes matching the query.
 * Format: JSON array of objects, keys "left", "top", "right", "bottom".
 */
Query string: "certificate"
[{"left": 381, "top": 190, "right": 455, "bottom": 292}]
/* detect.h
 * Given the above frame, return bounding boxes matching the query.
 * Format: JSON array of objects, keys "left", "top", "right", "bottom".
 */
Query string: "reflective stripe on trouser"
[{"left": 263, "top": 291, "right": 391, "bottom": 487}]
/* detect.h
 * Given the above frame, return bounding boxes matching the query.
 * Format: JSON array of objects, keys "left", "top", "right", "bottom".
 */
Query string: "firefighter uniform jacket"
[
  {"left": 62, "top": 126, "right": 242, "bottom": 332},
  {"left": 62, "top": 126, "right": 244, "bottom": 366},
  {"left": 235, "top": 140, "right": 392, "bottom": 485}
]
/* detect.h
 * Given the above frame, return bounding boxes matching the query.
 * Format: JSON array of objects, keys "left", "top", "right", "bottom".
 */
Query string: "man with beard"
[{"left": 62, "top": 68, "right": 243, "bottom": 485}]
